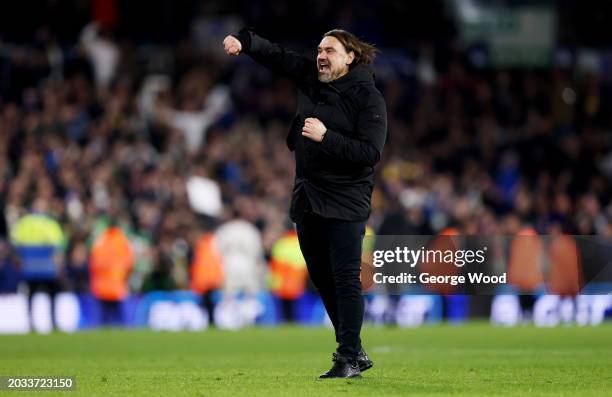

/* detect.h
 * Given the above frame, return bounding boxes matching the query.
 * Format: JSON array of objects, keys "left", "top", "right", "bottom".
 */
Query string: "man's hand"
[
  {"left": 223, "top": 35, "right": 242, "bottom": 56},
  {"left": 302, "top": 118, "right": 327, "bottom": 142}
]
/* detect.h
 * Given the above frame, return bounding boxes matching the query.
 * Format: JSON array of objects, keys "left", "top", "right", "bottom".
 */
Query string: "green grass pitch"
[{"left": 0, "top": 323, "right": 611, "bottom": 396}]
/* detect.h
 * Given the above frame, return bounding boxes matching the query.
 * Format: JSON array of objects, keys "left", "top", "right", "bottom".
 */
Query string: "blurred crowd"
[{"left": 1, "top": 15, "right": 611, "bottom": 300}]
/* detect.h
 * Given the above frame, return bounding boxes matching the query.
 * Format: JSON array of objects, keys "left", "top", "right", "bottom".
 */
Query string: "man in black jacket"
[{"left": 224, "top": 28, "right": 387, "bottom": 378}]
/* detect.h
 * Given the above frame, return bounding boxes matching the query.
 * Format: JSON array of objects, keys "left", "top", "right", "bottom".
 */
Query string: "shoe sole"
[
  {"left": 319, "top": 374, "right": 362, "bottom": 379},
  {"left": 359, "top": 361, "right": 373, "bottom": 372}
]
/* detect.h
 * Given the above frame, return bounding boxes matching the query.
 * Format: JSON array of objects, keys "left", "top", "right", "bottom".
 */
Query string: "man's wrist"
[
  {"left": 320, "top": 129, "right": 338, "bottom": 148},
  {"left": 233, "top": 28, "right": 254, "bottom": 54}
]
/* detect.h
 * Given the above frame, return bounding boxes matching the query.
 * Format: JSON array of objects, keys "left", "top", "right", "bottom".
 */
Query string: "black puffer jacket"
[{"left": 234, "top": 29, "right": 388, "bottom": 222}]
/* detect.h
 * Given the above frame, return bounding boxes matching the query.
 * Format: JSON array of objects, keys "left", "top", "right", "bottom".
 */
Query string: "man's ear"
[{"left": 347, "top": 51, "right": 355, "bottom": 65}]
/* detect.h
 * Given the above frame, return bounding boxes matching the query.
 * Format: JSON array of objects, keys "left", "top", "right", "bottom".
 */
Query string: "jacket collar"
[{"left": 327, "top": 64, "right": 375, "bottom": 92}]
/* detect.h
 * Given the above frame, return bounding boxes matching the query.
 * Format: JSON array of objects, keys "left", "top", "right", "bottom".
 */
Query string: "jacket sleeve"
[
  {"left": 319, "top": 91, "right": 387, "bottom": 166},
  {"left": 233, "top": 29, "right": 315, "bottom": 81}
]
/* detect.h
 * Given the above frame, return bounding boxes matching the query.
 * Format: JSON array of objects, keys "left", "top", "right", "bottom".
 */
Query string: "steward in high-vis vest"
[
  {"left": 507, "top": 226, "right": 545, "bottom": 314},
  {"left": 190, "top": 233, "right": 225, "bottom": 294},
  {"left": 11, "top": 209, "right": 65, "bottom": 330},
  {"left": 547, "top": 234, "right": 583, "bottom": 296},
  {"left": 11, "top": 212, "right": 65, "bottom": 281},
  {"left": 507, "top": 227, "right": 545, "bottom": 292},
  {"left": 90, "top": 225, "right": 133, "bottom": 325},
  {"left": 419, "top": 227, "right": 461, "bottom": 295},
  {"left": 359, "top": 226, "right": 377, "bottom": 292},
  {"left": 190, "top": 232, "right": 225, "bottom": 325},
  {"left": 269, "top": 230, "right": 307, "bottom": 321}
]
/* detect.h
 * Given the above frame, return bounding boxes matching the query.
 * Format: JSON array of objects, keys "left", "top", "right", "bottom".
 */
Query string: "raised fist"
[{"left": 223, "top": 35, "right": 242, "bottom": 56}]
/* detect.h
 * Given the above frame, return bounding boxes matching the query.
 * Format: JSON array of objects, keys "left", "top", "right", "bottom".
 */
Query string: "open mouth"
[{"left": 318, "top": 61, "right": 330, "bottom": 73}]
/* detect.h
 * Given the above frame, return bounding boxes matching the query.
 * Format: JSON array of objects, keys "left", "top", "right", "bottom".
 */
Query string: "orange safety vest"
[
  {"left": 90, "top": 227, "right": 134, "bottom": 301},
  {"left": 419, "top": 227, "right": 461, "bottom": 295},
  {"left": 547, "top": 234, "right": 583, "bottom": 296},
  {"left": 269, "top": 231, "right": 307, "bottom": 300},
  {"left": 190, "top": 233, "right": 225, "bottom": 293},
  {"left": 507, "top": 227, "right": 544, "bottom": 292}
]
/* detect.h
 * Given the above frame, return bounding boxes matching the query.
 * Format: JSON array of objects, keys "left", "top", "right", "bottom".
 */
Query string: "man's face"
[{"left": 317, "top": 36, "right": 355, "bottom": 83}]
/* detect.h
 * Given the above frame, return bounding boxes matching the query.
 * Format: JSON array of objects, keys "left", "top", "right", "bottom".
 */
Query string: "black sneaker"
[
  {"left": 319, "top": 353, "right": 361, "bottom": 379},
  {"left": 357, "top": 348, "right": 373, "bottom": 372}
]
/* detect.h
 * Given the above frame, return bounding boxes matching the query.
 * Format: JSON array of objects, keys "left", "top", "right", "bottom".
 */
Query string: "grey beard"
[
  {"left": 318, "top": 70, "right": 342, "bottom": 83},
  {"left": 318, "top": 66, "right": 349, "bottom": 83}
]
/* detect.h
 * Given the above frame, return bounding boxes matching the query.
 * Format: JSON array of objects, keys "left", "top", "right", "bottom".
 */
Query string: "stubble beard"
[{"left": 318, "top": 68, "right": 342, "bottom": 83}]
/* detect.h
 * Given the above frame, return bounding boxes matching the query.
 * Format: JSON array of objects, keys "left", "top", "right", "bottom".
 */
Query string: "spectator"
[
  {"left": 156, "top": 84, "right": 232, "bottom": 154},
  {"left": 79, "top": 23, "right": 119, "bottom": 89}
]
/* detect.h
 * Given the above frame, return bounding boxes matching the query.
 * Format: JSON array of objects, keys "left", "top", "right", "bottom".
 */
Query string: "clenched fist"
[
  {"left": 223, "top": 35, "right": 242, "bottom": 56},
  {"left": 302, "top": 118, "right": 327, "bottom": 142}
]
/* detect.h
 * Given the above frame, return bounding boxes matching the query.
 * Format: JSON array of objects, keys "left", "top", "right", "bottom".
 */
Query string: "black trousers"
[
  {"left": 28, "top": 279, "right": 59, "bottom": 329},
  {"left": 296, "top": 211, "right": 366, "bottom": 358}
]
